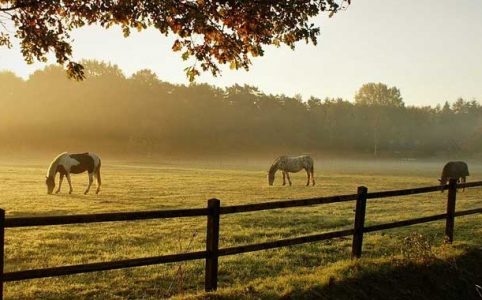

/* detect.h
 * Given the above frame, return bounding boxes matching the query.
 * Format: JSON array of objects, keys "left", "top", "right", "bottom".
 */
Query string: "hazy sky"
[{"left": 1, "top": 0, "right": 482, "bottom": 106}]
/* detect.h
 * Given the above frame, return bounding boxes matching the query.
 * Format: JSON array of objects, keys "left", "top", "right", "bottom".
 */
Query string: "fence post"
[
  {"left": 445, "top": 178, "right": 457, "bottom": 243},
  {"left": 0, "top": 209, "right": 5, "bottom": 300},
  {"left": 352, "top": 186, "right": 368, "bottom": 259},
  {"left": 205, "top": 199, "right": 220, "bottom": 292}
]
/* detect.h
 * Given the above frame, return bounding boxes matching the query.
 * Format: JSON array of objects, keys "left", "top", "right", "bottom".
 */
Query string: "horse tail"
[
  {"left": 94, "top": 158, "right": 102, "bottom": 194},
  {"left": 96, "top": 159, "right": 102, "bottom": 184},
  {"left": 309, "top": 158, "right": 315, "bottom": 186},
  {"left": 305, "top": 155, "right": 314, "bottom": 171}
]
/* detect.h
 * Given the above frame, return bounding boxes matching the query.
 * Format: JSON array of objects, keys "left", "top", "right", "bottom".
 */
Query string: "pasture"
[{"left": 0, "top": 158, "right": 481, "bottom": 299}]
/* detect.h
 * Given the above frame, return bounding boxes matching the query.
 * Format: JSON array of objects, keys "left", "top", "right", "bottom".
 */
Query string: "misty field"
[{"left": 0, "top": 158, "right": 481, "bottom": 299}]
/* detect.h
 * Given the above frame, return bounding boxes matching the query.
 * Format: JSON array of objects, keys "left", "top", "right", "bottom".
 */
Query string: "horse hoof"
[{"left": 69, "top": 191, "right": 73, "bottom": 194}]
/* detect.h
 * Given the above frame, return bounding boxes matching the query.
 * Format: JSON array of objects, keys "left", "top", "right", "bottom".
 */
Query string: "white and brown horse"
[
  {"left": 268, "top": 155, "right": 315, "bottom": 186},
  {"left": 46, "top": 152, "right": 102, "bottom": 194}
]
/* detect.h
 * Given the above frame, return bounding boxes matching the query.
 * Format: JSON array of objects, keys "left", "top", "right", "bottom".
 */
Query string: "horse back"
[
  {"left": 277, "top": 155, "right": 313, "bottom": 172},
  {"left": 69, "top": 153, "right": 95, "bottom": 174},
  {"left": 442, "top": 161, "right": 469, "bottom": 179}
]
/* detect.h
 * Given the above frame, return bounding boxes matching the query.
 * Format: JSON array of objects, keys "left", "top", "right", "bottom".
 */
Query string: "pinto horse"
[
  {"left": 46, "top": 152, "right": 102, "bottom": 194},
  {"left": 268, "top": 155, "right": 315, "bottom": 186}
]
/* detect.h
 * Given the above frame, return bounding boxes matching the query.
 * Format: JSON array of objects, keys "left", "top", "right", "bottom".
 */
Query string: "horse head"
[
  {"left": 438, "top": 178, "right": 447, "bottom": 193},
  {"left": 268, "top": 171, "right": 275, "bottom": 186},
  {"left": 45, "top": 176, "right": 55, "bottom": 194},
  {"left": 267, "top": 159, "right": 281, "bottom": 186}
]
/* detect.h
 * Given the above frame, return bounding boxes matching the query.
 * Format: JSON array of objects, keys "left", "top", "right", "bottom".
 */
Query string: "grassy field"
[{"left": 0, "top": 158, "right": 481, "bottom": 299}]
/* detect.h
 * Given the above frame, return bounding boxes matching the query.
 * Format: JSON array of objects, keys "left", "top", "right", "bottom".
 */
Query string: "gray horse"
[{"left": 268, "top": 155, "right": 315, "bottom": 186}]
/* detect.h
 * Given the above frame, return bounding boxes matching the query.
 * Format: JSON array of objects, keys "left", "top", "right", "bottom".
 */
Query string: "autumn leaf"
[{"left": 172, "top": 40, "right": 182, "bottom": 52}]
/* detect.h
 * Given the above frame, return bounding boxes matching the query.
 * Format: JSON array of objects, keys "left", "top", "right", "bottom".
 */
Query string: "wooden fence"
[{"left": 1, "top": 178, "right": 482, "bottom": 299}]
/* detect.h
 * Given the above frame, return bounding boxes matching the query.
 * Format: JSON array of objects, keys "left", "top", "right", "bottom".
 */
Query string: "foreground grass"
[
  {"left": 184, "top": 245, "right": 482, "bottom": 300},
  {"left": 0, "top": 158, "right": 481, "bottom": 299}
]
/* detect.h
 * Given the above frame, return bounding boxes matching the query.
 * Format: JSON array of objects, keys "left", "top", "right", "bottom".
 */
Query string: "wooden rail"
[
  {"left": 4, "top": 208, "right": 209, "bottom": 228},
  {"left": 0, "top": 179, "right": 481, "bottom": 299}
]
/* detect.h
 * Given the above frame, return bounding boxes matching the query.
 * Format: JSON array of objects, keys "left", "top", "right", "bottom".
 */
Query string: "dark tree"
[
  {"left": 354, "top": 83, "right": 405, "bottom": 156},
  {"left": 354, "top": 83, "right": 404, "bottom": 108},
  {"left": 0, "top": 0, "right": 350, "bottom": 80}
]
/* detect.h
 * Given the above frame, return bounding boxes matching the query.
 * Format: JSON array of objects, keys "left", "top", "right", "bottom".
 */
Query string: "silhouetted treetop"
[
  {"left": 0, "top": 71, "right": 23, "bottom": 95},
  {"left": 130, "top": 69, "right": 159, "bottom": 86},
  {"left": 0, "top": 0, "right": 350, "bottom": 81},
  {"left": 355, "top": 83, "right": 404, "bottom": 108},
  {"left": 82, "top": 60, "right": 125, "bottom": 79}
]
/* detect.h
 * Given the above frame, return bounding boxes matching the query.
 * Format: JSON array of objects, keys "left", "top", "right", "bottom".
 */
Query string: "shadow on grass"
[
  {"left": 293, "top": 250, "right": 482, "bottom": 300},
  {"left": 200, "top": 248, "right": 482, "bottom": 300}
]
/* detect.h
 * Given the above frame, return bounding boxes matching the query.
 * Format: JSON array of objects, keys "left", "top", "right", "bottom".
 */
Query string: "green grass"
[{"left": 0, "top": 158, "right": 481, "bottom": 299}]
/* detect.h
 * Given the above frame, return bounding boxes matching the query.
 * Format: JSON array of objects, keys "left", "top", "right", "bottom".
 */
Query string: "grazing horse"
[
  {"left": 439, "top": 161, "right": 469, "bottom": 192},
  {"left": 268, "top": 155, "right": 315, "bottom": 186},
  {"left": 46, "top": 152, "right": 102, "bottom": 195}
]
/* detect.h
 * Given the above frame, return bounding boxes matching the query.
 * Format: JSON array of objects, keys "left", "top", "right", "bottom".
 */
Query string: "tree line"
[{"left": 1, "top": 61, "right": 481, "bottom": 158}]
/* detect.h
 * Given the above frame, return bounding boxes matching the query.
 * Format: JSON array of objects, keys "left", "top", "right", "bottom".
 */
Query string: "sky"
[{"left": 1, "top": 0, "right": 482, "bottom": 106}]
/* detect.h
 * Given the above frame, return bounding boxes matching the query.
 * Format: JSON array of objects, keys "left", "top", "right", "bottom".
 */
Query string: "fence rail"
[
  {"left": 1, "top": 180, "right": 481, "bottom": 298},
  {"left": 4, "top": 208, "right": 209, "bottom": 228}
]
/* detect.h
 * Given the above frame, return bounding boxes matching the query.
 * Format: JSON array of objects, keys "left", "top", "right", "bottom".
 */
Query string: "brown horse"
[{"left": 439, "top": 161, "right": 469, "bottom": 192}]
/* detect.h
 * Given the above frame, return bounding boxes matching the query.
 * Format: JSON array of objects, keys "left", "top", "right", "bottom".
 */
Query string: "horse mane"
[
  {"left": 268, "top": 156, "right": 284, "bottom": 175},
  {"left": 46, "top": 152, "right": 68, "bottom": 177}
]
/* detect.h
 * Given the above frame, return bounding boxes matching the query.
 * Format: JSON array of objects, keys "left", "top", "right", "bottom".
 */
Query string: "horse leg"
[
  {"left": 462, "top": 176, "right": 466, "bottom": 192},
  {"left": 311, "top": 166, "right": 315, "bottom": 186},
  {"left": 286, "top": 172, "right": 292, "bottom": 186},
  {"left": 95, "top": 166, "right": 101, "bottom": 194},
  {"left": 305, "top": 169, "right": 310, "bottom": 186},
  {"left": 85, "top": 172, "right": 93, "bottom": 195},
  {"left": 282, "top": 172, "right": 286, "bottom": 186},
  {"left": 66, "top": 173, "right": 73, "bottom": 194},
  {"left": 55, "top": 174, "right": 64, "bottom": 194}
]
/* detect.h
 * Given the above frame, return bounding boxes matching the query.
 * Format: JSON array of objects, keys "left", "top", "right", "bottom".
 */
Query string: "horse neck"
[
  {"left": 269, "top": 162, "right": 279, "bottom": 175},
  {"left": 47, "top": 160, "right": 59, "bottom": 178}
]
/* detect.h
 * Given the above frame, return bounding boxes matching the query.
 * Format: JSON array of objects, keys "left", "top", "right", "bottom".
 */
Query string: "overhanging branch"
[{"left": 0, "top": 1, "right": 36, "bottom": 12}]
